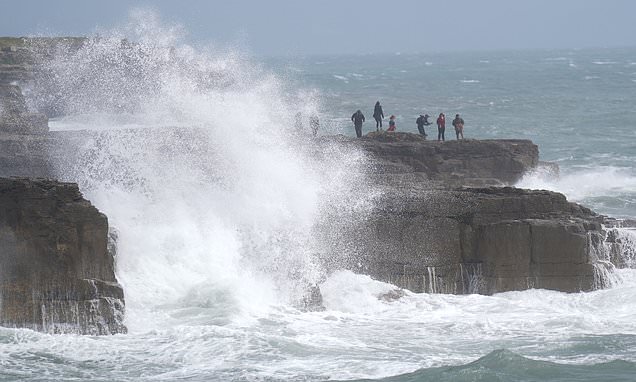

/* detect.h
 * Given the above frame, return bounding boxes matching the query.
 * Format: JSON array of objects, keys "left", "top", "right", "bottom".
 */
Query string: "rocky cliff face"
[
  {"left": 316, "top": 133, "right": 616, "bottom": 294},
  {"left": 355, "top": 132, "right": 539, "bottom": 186},
  {"left": 0, "top": 73, "right": 624, "bottom": 303},
  {"left": 0, "top": 84, "right": 48, "bottom": 134},
  {"left": 0, "top": 178, "right": 126, "bottom": 334},
  {"left": 320, "top": 184, "right": 607, "bottom": 294}
]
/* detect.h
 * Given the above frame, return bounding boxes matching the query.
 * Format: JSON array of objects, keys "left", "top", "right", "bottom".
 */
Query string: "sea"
[{"left": 2, "top": 13, "right": 636, "bottom": 382}]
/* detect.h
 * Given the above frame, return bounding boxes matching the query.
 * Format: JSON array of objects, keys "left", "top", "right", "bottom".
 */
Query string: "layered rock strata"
[
  {"left": 314, "top": 133, "right": 620, "bottom": 294},
  {"left": 0, "top": 76, "right": 625, "bottom": 300},
  {"left": 0, "top": 178, "right": 126, "bottom": 334},
  {"left": 320, "top": 184, "right": 606, "bottom": 294}
]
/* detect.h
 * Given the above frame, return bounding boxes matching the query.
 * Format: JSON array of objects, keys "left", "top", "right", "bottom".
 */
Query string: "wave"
[
  {"left": 33, "top": 9, "right": 372, "bottom": 331},
  {"left": 517, "top": 166, "right": 636, "bottom": 218},
  {"left": 352, "top": 349, "right": 636, "bottom": 382}
]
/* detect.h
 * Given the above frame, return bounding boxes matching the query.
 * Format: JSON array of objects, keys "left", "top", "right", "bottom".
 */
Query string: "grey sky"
[{"left": 1, "top": 0, "right": 635, "bottom": 55}]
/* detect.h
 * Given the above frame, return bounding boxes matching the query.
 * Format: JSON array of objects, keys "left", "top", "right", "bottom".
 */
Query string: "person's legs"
[
  {"left": 355, "top": 125, "right": 362, "bottom": 138},
  {"left": 441, "top": 127, "right": 445, "bottom": 141},
  {"left": 418, "top": 126, "right": 424, "bottom": 135},
  {"left": 460, "top": 126, "right": 464, "bottom": 139},
  {"left": 438, "top": 127, "right": 441, "bottom": 140}
]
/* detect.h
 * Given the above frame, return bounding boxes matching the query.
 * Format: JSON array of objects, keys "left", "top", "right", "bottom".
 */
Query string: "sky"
[{"left": 1, "top": 0, "right": 635, "bottom": 55}]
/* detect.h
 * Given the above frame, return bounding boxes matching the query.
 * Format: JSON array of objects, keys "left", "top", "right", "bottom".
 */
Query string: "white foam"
[
  {"left": 39, "top": 10, "right": 370, "bottom": 331},
  {"left": 320, "top": 271, "right": 410, "bottom": 313},
  {"left": 517, "top": 166, "right": 636, "bottom": 203},
  {"left": 333, "top": 74, "right": 349, "bottom": 82}
]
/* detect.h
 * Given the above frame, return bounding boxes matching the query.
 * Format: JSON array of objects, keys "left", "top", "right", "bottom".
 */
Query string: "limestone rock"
[
  {"left": 0, "top": 177, "right": 126, "bottom": 334},
  {"left": 320, "top": 184, "right": 607, "bottom": 294},
  {"left": 0, "top": 84, "right": 48, "bottom": 134},
  {"left": 322, "top": 132, "right": 540, "bottom": 186}
]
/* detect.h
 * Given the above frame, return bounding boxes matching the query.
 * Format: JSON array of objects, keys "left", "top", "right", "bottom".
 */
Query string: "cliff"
[
  {"left": 0, "top": 178, "right": 126, "bottom": 334},
  {"left": 316, "top": 133, "right": 617, "bottom": 294},
  {"left": 356, "top": 132, "right": 538, "bottom": 186},
  {"left": 0, "top": 64, "right": 627, "bottom": 303},
  {"left": 320, "top": 184, "right": 607, "bottom": 294},
  {"left": 0, "top": 84, "right": 48, "bottom": 134}
]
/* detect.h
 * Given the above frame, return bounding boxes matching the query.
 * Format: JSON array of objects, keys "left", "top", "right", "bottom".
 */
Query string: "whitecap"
[
  {"left": 425, "top": 62, "right": 433, "bottom": 66},
  {"left": 592, "top": 61, "right": 617, "bottom": 65},
  {"left": 460, "top": 79, "right": 480, "bottom": 83},
  {"left": 517, "top": 166, "right": 636, "bottom": 203},
  {"left": 584, "top": 76, "right": 600, "bottom": 80},
  {"left": 333, "top": 75, "right": 349, "bottom": 82}
]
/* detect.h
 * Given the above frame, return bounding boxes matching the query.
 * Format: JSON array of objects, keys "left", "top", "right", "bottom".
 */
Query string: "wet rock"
[
  {"left": 327, "top": 132, "right": 540, "bottom": 186},
  {"left": 315, "top": 134, "right": 611, "bottom": 295},
  {"left": 0, "top": 177, "right": 126, "bottom": 334},
  {"left": 0, "top": 84, "right": 48, "bottom": 135},
  {"left": 377, "top": 288, "right": 407, "bottom": 302},
  {"left": 299, "top": 284, "right": 325, "bottom": 312},
  {"left": 321, "top": 183, "right": 607, "bottom": 294}
]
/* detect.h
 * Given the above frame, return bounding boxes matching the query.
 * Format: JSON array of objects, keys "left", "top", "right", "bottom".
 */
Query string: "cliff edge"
[{"left": 0, "top": 178, "right": 126, "bottom": 334}]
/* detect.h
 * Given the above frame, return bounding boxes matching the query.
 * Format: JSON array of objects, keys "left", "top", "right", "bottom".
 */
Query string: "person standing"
[
  {"left": 351, "top": 109, "right": 365, "bottom": 138},
  {"left": 310, "top": 113, "right": 320, "bottom": 136},
  {"left": 387, "top": 115, "right": 397, "bottom": 132},
  {"left": 452, "top": 114, "right": 465, "bottom": 140},
  {"left": 436, "top": 113, "right": 446, "bottom": 141},
  {"left": 373, "top": 101, "right": 384, "bottom": 131},
  {"left": 416, "top": 114, "right": 431, "bottom": 137}
]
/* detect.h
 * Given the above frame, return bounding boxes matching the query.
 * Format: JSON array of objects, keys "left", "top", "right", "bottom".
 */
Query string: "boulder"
[{"left": 0, "top": 177, "right": 126, "bottom": 334}]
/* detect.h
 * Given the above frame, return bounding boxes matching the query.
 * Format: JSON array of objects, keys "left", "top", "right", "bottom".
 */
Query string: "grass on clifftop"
[{"left": 0, "top": 37, "right": 87, "bottom": 50}]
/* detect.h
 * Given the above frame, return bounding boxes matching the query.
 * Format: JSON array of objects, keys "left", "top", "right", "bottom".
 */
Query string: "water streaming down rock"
[{"left": 605, "top": 226, "right": 636, "bottom": 268}]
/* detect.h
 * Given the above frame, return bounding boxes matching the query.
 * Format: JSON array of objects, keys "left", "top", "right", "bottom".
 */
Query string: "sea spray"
[
  {"left": 34, "top": 10, "right": 373, "bottom": 329},
  {"left": 3, "top": 13, "right": 636, "bottom": 381},
  {"left": 517, "top": 165, "right": 636, "bottom": 219}
]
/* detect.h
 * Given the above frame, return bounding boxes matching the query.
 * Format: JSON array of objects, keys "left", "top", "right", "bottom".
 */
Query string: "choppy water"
[
  {"left": 269, "top": 48, "right": 636, "bottom": 219},
  {"left": 3, "top": 10, "right": 636, "bottom": 382}
]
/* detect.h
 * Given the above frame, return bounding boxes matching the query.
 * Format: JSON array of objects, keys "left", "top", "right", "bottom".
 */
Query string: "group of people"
[{"left": 352, "top": 101, "right": 465, "bottom": 141}]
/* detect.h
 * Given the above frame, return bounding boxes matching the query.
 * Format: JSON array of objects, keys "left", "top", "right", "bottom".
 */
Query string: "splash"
[
  {"left": 517, "top": 165, "right": 636, "bottom": 218},
  {"left": 33, "top": 10, "right": 371, "bottom": 330}
]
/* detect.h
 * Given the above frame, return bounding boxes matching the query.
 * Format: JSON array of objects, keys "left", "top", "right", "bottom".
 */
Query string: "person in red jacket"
[
  {"left": 387, "top": 115, "right": 396, "bottom": 132},
  {"left": 436, "top": 113, "right": 446, "bottom": 141}
]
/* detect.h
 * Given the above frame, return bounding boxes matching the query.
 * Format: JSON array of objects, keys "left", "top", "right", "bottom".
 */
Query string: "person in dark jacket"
[
  {"left": 416, "top": 114, "right": 431, "bottom": 137},
  {"left": 310, "top": 113, "right": 320, "bottom": 136},
  {"left": 373, "top": 101, "right": 384, "bottom": 131},
  {"left": 452, "top": 114, "right": 465, "bottom": 140},
  {"left": 436, "top": 113, "right": 446, "bottom": 141},
  {"left": 351, "top": 110, "right": 365, "bottom": 138}
]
